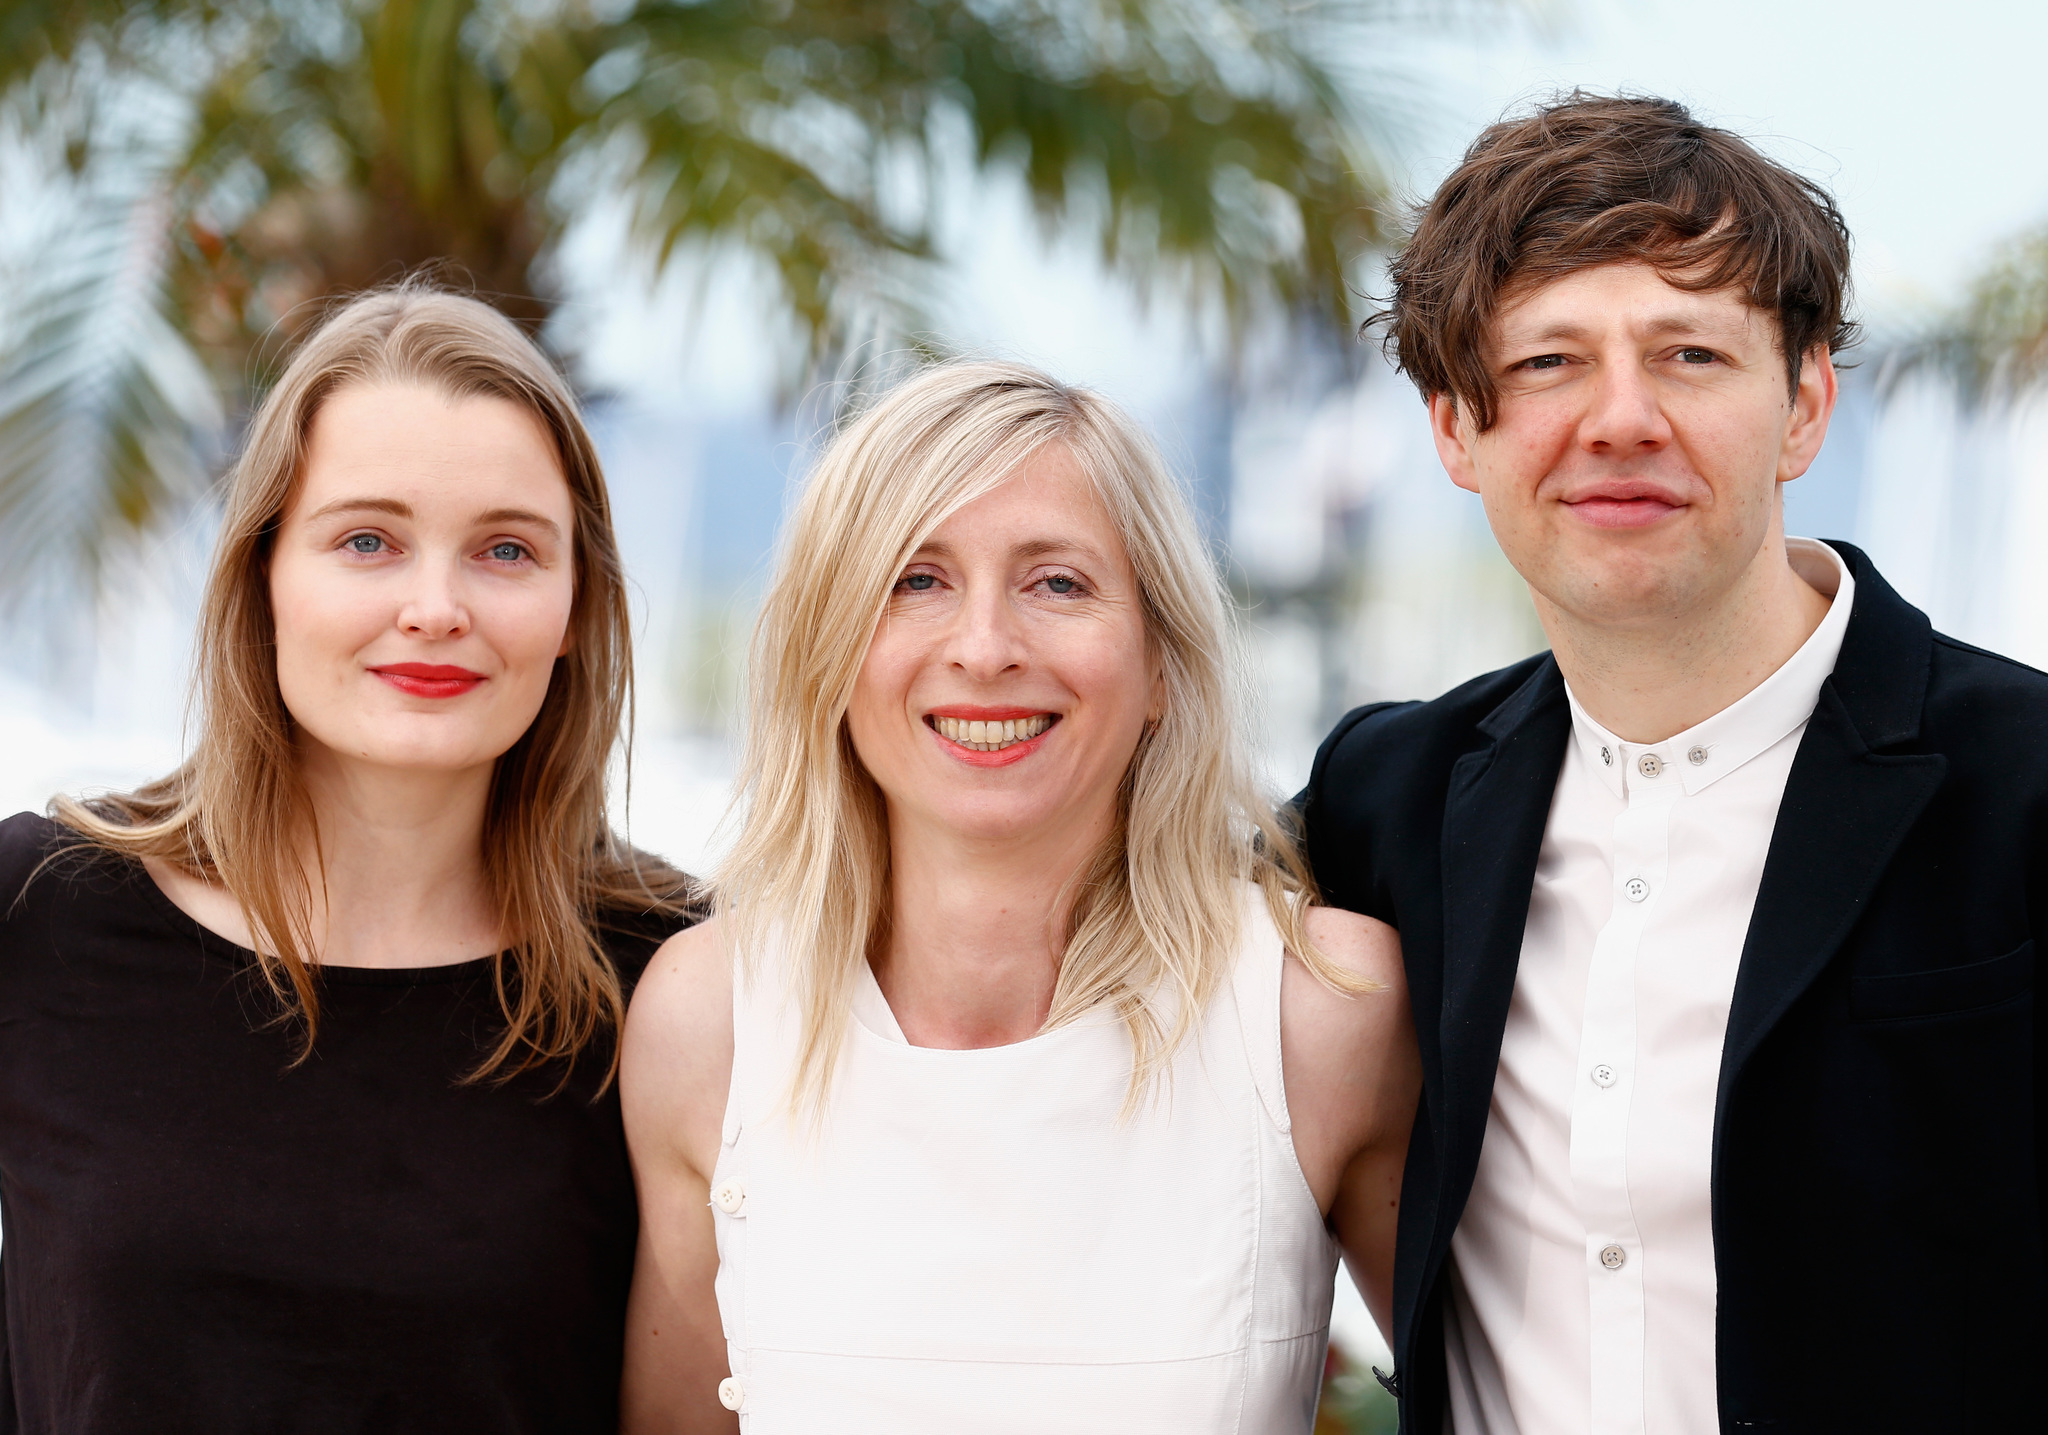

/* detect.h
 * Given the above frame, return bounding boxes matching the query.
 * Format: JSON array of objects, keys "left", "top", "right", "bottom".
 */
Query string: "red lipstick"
[{"left": 370, "top": 663, "right": 487, "bottom": 699}]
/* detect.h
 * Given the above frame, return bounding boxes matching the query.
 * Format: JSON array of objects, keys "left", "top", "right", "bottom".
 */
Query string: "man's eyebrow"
[
  {"left": 1634, "top": 312, "right": 1750, "bottom": 340},
  {"left": 1504, "top": 311, "right": 1751, "bottom": 348}
]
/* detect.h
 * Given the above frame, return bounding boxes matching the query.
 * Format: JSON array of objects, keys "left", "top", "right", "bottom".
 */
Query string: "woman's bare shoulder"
[
  {"left": 1281, "top": 907, "right": 1414, "bottom": 1117},
  {"left": 1300, "top": 905, "right": 1404, "bottom": 994},
  {"left": 655, "top": 912, "right": 726, "bottom": 959},
  {"left": 640, "top": 913, "right": 730, "bottom": 987},
  {"left": 1280, "top": 904, "right": 1420, "bottom": 1205},
  {"left": 628, "top": 915, "right": 734, "bottom": 1047},
  {"left": 142, "top": 855, "right": 258, "bottom": 949},
  {"left": 621, "top": 915, "right": 734, "bottom": 1175}
]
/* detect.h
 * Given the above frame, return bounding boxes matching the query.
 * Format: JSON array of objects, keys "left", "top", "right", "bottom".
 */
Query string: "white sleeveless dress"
[{"left": 709, "top": 888, "right": 1339, "bottom": 1432}]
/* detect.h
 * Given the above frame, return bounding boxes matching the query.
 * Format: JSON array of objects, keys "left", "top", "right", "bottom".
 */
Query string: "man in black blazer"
[{"left": 1301, "top": 95, "right": 2046, "bottom": 1433}]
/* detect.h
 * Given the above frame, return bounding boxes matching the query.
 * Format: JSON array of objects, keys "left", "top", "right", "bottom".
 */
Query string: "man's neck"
[{"left": 1538, "top": 535, "right": 1834, "bottom": 745}]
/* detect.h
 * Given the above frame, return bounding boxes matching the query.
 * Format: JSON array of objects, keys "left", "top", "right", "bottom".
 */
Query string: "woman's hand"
[
  {"left": 619, "top": 918, "right": 741, "bottom": 1434},
  {"left": 1281, "top": 906, "right": 1421, "bottom": 1345}
]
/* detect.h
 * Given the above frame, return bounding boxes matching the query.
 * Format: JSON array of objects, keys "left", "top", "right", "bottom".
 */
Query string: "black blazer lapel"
[
  {"left": 1435, "top": 660, "right": 1571, "bottom": 1234},
  {"left": 1716, "top": 544, "right": 1947, "bottom": 1119}
]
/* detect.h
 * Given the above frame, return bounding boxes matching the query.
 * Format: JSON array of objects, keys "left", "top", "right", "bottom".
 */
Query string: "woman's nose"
[
  {"left": 943, "top": 584, "right": 1027, "bottom": 677},
  {"left": 396, "top": 556, "right": 471, "bottom": 639}
]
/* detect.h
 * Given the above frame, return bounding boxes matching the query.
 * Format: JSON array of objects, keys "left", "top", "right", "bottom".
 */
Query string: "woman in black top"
[{"left": 0, "top": 285, "right": 694, "bottom": 1433}]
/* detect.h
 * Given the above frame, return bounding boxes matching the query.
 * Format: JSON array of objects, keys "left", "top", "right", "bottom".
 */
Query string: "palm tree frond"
[
  {"left": 0, "top": 0, "right": 1503, "bottom": 604},
  {"left": 0, "top": 169, "right": 220, "bottom": 606},
  {"left": 1885, "top": 227, "right": 2048, "bottom": 405}
]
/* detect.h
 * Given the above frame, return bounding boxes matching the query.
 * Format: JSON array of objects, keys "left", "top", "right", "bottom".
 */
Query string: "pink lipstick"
[{"left": 925, "top": 706, "right": 1059, "bottom": 768}]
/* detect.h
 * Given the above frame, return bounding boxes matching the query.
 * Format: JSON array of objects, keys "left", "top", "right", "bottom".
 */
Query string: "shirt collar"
[{"left": 1566, "top": 537, "right": 1856, "bottom": 801}]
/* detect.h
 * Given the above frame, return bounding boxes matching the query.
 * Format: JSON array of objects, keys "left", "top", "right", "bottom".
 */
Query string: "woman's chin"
[
  {"left": 302, "top": 728, "right": 511, "bottom": 779},
  {"left": 912, "top": 796, "right": 1084, "bottom": 850}
]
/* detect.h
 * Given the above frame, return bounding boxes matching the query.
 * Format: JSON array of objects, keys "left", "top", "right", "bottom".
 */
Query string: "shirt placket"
[{"left": 1570, "top": 745, "right": 1679, "bottom": 1435}]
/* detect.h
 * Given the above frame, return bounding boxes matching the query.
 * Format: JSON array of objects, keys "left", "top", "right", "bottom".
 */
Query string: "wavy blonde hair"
[
  {"left": 53, "top": 283, "right": 690, "bottom": 1082},
  {"left": 720, "top": 359, "right": 1368, "bottom": 1111}
]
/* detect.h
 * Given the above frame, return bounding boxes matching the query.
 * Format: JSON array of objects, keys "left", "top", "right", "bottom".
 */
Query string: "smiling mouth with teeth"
[{"left": 929, "top": 713, "right": 1056, "bottom": 752}]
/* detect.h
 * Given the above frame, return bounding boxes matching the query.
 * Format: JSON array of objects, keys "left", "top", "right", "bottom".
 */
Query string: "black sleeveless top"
[{"left": 0, "top": 812, "right": 692, "bottom": 1434}]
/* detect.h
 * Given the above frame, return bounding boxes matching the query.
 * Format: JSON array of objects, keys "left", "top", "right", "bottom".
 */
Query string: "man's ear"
[
  {"left": 1777, "top": 346, "right": 1838, "bottom": 485},
  {"left": 1428, "top": 392, "right": 1482, "bottom": 494}
]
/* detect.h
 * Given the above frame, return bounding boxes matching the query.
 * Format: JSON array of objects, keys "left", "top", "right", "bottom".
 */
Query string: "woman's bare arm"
[
  {"left": 619, "top": 918, "right": 739, "bottom": 1435},
  {"left": 1281, "top": 905, "right": 1421, "bottom": 1343}
]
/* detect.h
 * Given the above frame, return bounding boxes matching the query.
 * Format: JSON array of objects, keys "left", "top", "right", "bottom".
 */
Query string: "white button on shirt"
[{"left": 1443, "top": 539, "right": 1854, "bottom": 1435}]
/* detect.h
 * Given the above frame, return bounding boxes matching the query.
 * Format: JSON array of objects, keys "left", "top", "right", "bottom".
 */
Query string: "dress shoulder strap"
[
  {"left": 721, "top": 929, "right": 800, "bottom": 1148},
  {"left": 1228, "top": 884, "right": 1293, "bottom": 1137}
]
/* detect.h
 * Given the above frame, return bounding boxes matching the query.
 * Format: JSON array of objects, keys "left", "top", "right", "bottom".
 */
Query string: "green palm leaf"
[
  {"left": 1887, "top": 226, "right": 2048, "bottom": 403},
  {"left": 0, "top": 65, "right": 219, "bottom": 606},
  {"left": 0, "top": 0, "right": 1511, "bottom": 595}
]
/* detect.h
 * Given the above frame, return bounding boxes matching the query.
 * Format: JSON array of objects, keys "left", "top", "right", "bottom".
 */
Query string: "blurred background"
[{"left": 6, "top": 0, "right": 2048, "bottom": 1426}]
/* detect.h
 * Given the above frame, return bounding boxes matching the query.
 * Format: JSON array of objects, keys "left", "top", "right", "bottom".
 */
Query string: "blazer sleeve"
[
  {"left": 2031, "top": 802, "right": 2048, "bottom": 1263},
  {"left": 1295, "top": 701, "right": 1415, "bottom": 927},
  {"left": 0, "top": 1246, "right": 15, "bottom": 1435}
]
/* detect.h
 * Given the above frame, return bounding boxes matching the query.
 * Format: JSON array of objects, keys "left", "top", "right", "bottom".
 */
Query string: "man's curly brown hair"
[{"left": 1374, "top": 92, "right": 1859, "bottom": 431}]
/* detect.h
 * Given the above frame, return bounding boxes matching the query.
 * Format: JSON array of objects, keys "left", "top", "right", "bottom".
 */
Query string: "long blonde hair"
[
  {"left": 54, "top": 283, "right": 689, "bottom": 1081},
  {"left": 720, "top": 359, "right": 1368, "bottom": 1111}
]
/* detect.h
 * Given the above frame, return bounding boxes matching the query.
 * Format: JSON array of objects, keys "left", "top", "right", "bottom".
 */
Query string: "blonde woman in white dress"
[{"left": 619, "top": 361, "right": 1420, "bottom": 1434}]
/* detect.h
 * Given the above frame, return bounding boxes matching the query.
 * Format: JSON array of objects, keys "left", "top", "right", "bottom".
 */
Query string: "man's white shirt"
[{"left": 1443, "top": 538, "right": 1854, "bottom": 1435}]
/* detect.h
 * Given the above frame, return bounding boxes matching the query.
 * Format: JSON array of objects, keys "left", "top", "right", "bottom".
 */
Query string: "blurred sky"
[
  {"left": 571, "top": 0, "right": 2048, "bottom": 414},
  {"left": 1419, "top": 0, "right": 2048, "bottom": 315}
]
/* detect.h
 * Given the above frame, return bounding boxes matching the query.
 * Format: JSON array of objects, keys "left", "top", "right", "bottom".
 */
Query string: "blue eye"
[
  {"left": 902, "top": 573, "right": 936, "bottom": 591},
  {"left": 346, "top": 533, "right": 384, "bottom": 554},
  {"left": 1045, "top": 574, "right": 1077, "bottom": 594},
  {"left": 489, "top": 542, "right": 527, "bottom": 562}
]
